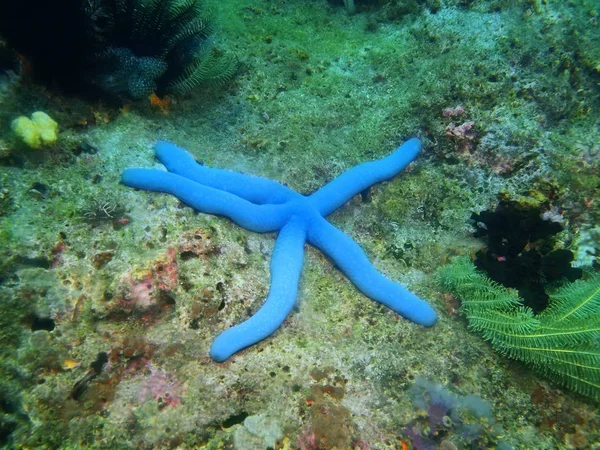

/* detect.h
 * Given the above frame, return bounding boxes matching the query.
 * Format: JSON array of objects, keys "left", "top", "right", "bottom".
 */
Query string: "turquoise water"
[{"left": 0, "top": 0, "right": 598, "bottom": 448}]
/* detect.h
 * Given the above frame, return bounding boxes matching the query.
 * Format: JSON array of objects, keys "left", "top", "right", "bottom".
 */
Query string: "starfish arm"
[
  {"left": 210, "top": 215, "right": 308, "bottom": 361},
  {"left": 308, "top": 138, "right": 421, "bottom": 216},
  {"left": 121, "top": 168, "right": 288, "bottom": 232},
  {"left": 154, "top": 141, "right": 299, "bottom": 204},
  {"left": 307, "top": 215, "right": 437, "bottom": 326}
]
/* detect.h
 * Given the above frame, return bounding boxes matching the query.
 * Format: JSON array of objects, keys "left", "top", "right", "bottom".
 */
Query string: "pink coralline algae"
[
  {"left": 138, "top": 368, "right": 185, "bottom": 408},
  {"left": 442, "top": 105, "right": 465, "bottom": 118},
  {"left": 112, "top": 248, "right": 178, "bottom": 321},
  {"left": 442, "top": 105, "right": 478, "bottom": 156},
  {"left": 445, "top": 121, "right": 478, "bottom": 156},
  {"left": 445, "top": 121, "right": 476, "bottom": 141},
  {"left": 179, "top": 228, "right": 217, "bottom": 260},
  {"left": 152, "top": 248, "right": 178, "bottom": 291}
]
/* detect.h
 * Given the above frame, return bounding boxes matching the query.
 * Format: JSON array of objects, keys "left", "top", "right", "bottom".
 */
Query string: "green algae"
[{"left": 0, "top": 0, "right": 599, "bottom": 448}]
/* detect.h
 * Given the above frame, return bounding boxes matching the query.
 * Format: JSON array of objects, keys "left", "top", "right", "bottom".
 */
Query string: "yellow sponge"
[{"left": 11, "top": 111, "right": 59, "bottom": 149}]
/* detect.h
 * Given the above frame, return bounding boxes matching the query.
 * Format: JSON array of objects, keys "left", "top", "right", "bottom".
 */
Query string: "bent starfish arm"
[
  {"left": 122, "top": 168, "right": 288, "bottom": 232},
  {"left": 210, "top": 215, "right": 308, "bottom": 362},
  {"left": 154, "top": 141, "right": 298, "bottom": 205},
  {"left": 309, "top": 138, "right": 421, "bottom": 216},
  {"left": 308, "top": 215, "right": 437, "bottom": 327}
]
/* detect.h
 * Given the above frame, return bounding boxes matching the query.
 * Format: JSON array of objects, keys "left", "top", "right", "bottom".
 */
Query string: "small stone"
[{"left": 439, "top": 440, "right": 458, "bottom": 450}]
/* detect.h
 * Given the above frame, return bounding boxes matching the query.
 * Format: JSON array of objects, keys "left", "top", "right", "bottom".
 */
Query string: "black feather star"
[
  {"left": 0, "top": 0, "right": 235, "bottom": 99},
  {"left": 471, "top": 200, "right": 582, "bottom": 313},
  {"left": 87, "top": 0, "right": 236, "bottom": 98}
]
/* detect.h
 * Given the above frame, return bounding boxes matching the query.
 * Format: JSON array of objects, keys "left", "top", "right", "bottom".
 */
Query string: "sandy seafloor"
[{"left": 0, "top": 0, "right": 599, "bottom": 448}]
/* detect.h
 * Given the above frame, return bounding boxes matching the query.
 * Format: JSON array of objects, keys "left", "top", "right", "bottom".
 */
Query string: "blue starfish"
[{"left": 122, "top": 139, "right": 437, "bottom": 361}]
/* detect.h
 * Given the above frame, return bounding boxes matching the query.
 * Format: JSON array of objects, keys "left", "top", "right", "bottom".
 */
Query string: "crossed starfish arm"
[
  {"left": 154, "top": 140, "right": 298, "bottom": 205},
  {"left": 122, "top": 168, "right": 290, "bottom": 232}
]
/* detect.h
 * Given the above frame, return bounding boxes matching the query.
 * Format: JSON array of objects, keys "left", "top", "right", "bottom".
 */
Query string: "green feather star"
[{"left": 437, "top": 257, "right": 600, "bottom": 401}]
